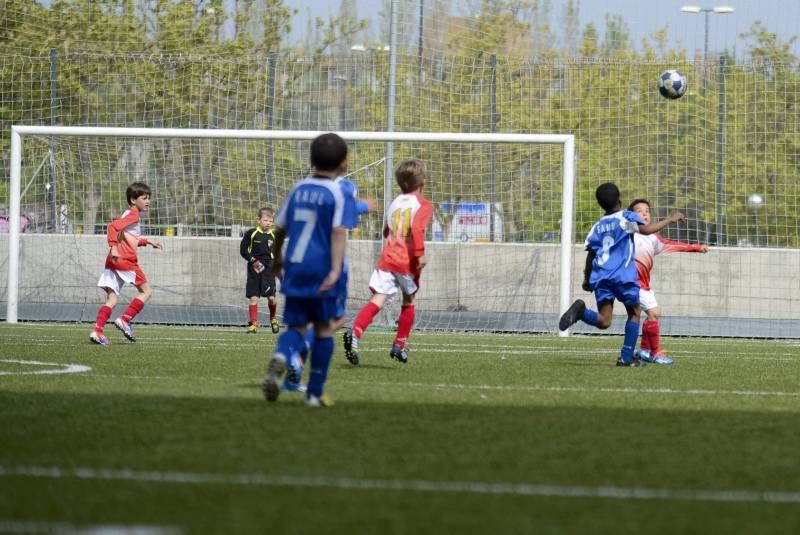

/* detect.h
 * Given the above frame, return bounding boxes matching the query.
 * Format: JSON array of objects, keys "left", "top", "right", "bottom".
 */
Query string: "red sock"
[
  {"left": 353, "top": 302, "right": 380, "bottom": 339},
  {"left": 121, "top": 298, "right": 145, "bottom": 323},
  {"left": 645, "top": 320, "right": 661, "bottom": 354},
  {"left": 268, "top": 300, "right": 277, "bottom": 321},
  {"left": 393, "top": 304, "right": 415, "bottom": 349},
  {"left": 640, "top": 321, "right": 651, "bottom": 351},
  {"left": 94, "top": 305, "right": 112, "bottom": 332},
  {"left": 249, "top": 304, "right": 258, "bottom": 325}
]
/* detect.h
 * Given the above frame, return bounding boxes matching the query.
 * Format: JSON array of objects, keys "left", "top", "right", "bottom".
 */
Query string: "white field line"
[
  {"left": 335, "top": 380, "right": 800, "bottom": 398},
  {"left": 1, "top": 465, "right": 799, "bottom": 504},
  {"left": 79, "top": 373, "right": 800, "bottom": 398},
  {"left": 3, "top": 337, "right": 799, "bottom": 361},
  {"left": 0, "top": 359, "right": 91, "bottom": 376}
]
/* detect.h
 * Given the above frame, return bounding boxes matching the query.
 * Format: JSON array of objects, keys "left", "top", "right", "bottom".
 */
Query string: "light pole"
[
  {"left": 680, "top": 5, "right": 734, "bottom": 92},
  {"left": 681, "top": 5, "right": 733, "bottom": 245}
]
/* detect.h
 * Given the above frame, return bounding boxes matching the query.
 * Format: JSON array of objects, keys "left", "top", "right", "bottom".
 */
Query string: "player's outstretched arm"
[
  {"left": 658, "top": 236, "right": 709, "bottom": 254},
  {"left": 639, "top": 212, "right": 685, "bottom": 235}
]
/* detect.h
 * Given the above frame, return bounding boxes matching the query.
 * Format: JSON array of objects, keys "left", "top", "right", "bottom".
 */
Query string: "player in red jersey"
[
  {"left": 629, "top": 199, "right": 709, "bottom": 364},
  {"left": 344, "top": 159, "right": 433, "bottom": 365},
  {"left": 89, "top": 182, "right": 162, "bottom": 345}
]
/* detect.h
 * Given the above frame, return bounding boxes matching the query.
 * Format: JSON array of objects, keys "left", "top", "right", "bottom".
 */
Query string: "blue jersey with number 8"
[
  {"left": 275, "top": 177, "right": 345, "bottom": 297},
  {"left": 584, "top": 210, "right": 644, "bottom": 288}
]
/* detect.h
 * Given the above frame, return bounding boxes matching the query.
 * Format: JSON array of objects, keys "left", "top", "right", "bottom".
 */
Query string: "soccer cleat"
[
  {"left": 389, "top": 344, "right": 409, "bottom": 364},
  {"left": 342, "top": 328, "right": 360, "bottom": 366},
  {"left": 652, "top": 352, "right": 674, "bottom": 366},
  {"left": 246, "top": 323, "right": 258, "bottom": 334},
  {"left": 559, "top": 300, "right": 586, "bottom": 331},
  {"left": 89, "top": 330, "right": 110, "bottom": 346},
  {"left": 113, "top": 318, "right": 136, "bottom": 342},
  {"left": 616, "top": 357, "right": 647, "bottom": 367},
  {"left": 305, "top": 393, "right": 334, "bottom": 408},
  {"left": 634, "top": 348, "right": 654, "bottom": 363},
  {"left": 261, "top": 353, "right": 287, "bottom": 402},
  {"left": 270, "top": 319, "right": 280, "bottom": 334},
  {"left": 282, "top": 380, "right": 307, "bottom": 393}
]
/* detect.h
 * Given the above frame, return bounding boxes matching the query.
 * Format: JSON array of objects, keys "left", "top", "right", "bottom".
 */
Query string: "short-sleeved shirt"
[
  {"left": 584, "top": 210, "right": 644, "bottom": 288},
  {"left": 376, "top": 192, "right": 433, "bottom": 277},
  {"left": 274, "top": 177, "right": 345, "bottom": 298},
  {"left": 105, "top": 207, "right": 146, "bottom": 271}
]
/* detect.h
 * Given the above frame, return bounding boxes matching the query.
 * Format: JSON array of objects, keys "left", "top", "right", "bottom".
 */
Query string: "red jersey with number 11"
[{"left": 376, "top": 192, "right": 433, "bottom": 277}]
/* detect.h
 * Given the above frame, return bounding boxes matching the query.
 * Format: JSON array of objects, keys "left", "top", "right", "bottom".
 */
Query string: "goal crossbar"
[{"left": 6, "top": 125, "right": 576, "bottom": 333}]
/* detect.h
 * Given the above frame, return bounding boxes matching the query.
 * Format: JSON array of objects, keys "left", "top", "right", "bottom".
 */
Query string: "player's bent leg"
[
  {"left": 558, "top": 300, "right": 586, "bottom": 331},
  {"left": 262, "top": 352, "right": 287, "bottom": 402},
  {"left": 263, "top": 327, "right": 306, "bottom": 402}
]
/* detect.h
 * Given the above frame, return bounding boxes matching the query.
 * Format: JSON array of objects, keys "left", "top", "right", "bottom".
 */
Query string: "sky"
[{"left": 285, "top": 0, "right": 800, "bottom": 59}]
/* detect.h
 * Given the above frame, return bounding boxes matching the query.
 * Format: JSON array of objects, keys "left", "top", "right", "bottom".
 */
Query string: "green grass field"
[{"left": 2, "top": 323, "right": 800, "bottom": 534}]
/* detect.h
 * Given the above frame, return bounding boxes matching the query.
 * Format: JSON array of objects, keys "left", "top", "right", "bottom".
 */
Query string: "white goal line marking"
[
  {"left": 0, "top": 359, "right": 91, "bottom": 376},
  {"left": 2, "top": 465, "right": 798, "bottom": 504}
]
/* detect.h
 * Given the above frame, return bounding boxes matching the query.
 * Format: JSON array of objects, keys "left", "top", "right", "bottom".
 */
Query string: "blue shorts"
[
  {"left": 594, "top": 281, "right": 640, "bottom": 308},
  {"left": 283, "top": 296, "right": 344, "bottom": 327}
]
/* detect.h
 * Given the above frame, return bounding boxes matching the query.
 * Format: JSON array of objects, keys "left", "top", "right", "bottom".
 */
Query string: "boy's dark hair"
[
  {"left": 126, "top": 182, "right": 151, "bottom": 205},
  {"left": 310, "top": 133, "right": 348, "bottom": 172},
  {"left": 595, "top": 182, "right": 620, "bottom": 213},
  {"left": 258, "top": 207, "right": 274, "bottom": 218},
  {"left": 395, "top": 159, "right": 427, "bottom": 193},
  {"left": 628, "top": 198, "right": 650, "bottom": 211}
]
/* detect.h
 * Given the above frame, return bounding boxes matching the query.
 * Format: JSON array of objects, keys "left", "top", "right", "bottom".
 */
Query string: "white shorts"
[
  {"left": 639, "top": 288, "right": 659, "bottom": 311},
  {"left": 368, "top": 269, "right": 419, "bottom": 298},
  {"left": 97, "top": 268, "right": 139, "bottom": 295}
]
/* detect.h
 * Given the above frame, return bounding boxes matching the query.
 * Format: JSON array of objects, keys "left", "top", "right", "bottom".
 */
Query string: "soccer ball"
[{"left": 658, "top": 70, "right": 687, "bottom": 99}]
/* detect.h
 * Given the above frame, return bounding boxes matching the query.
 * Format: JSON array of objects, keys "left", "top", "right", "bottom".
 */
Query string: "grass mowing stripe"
[
  {"left": 70, "top": 374, "right": 800, "bottom": 398},
  {"left": 3, "top": 465, "right": 800, "bottom": 504}
]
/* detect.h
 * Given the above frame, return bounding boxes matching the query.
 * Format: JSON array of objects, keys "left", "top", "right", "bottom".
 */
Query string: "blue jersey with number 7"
[
  {"left": 274, "top": 177, "right": 345, "bottom": 297},
  {"left": 584, "top": 209, "right": 644, "bottom": 288}
]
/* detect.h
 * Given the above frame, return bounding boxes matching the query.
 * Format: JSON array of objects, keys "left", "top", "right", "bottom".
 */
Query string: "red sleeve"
[
  {"left": 410, "top": 200, "right": 433, "bottom": 257},
  {"left": 138, "top": 238, "right": 149, "bottom": 247},
  {"left": 106, "top": 209, "right": 140, "bottom": 246},
  {"left": 657, "top": 235, "right": 705, "bottom": 253}
]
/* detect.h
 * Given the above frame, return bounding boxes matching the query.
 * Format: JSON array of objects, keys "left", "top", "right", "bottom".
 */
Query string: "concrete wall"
[{"left": 1, "top": 234, "right": 799, "bottom": 321}]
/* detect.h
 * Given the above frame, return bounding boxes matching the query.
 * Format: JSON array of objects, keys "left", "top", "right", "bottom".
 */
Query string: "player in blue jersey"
[
  {"left": 280, "top": 175, "right": 376, "bottom": 393},
  {"left": 261, "top": 133, "right": 349, "bottom": 407},
  {"left": 559, "top": 183, "right": 684, "bottom": 367}
]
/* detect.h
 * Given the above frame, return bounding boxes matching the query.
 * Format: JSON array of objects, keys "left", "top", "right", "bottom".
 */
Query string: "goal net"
[{"left": 4, "top": 127, "right": 576, "bottom": 333}]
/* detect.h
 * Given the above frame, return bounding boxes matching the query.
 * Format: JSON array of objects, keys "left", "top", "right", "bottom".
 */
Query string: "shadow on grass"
[
  {"left": 2, "top": 390, "right": 799, "bottom": 492},
  {"left": 2, "top": 389, "right": 800, "bottom": 534}
]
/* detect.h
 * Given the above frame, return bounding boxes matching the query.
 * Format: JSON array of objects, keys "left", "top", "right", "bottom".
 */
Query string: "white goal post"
[{"left": 6, "top": 125, "right": 576, "bottom": 332}]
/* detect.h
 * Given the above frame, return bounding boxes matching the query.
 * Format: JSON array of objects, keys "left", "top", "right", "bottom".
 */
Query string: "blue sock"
[
  {"left": 582, "top": 309, "right": 598, "bottom": 326},
  {"left": 302, "top": 326, "right": 314, "bottom": 360},
  {"left": 621, "top": 320, "right": 639, "bottom": 363},
  {"left": 274, "top": 328, "right": 305, "bottom": 363},
  {"left": 307, "top": 336, "right": 334, "bottom": 398}
]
